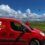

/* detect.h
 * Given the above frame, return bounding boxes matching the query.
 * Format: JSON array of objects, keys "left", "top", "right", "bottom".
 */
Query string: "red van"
[{"left": 0, "top": 18, "right": 45, "bottom": 45}]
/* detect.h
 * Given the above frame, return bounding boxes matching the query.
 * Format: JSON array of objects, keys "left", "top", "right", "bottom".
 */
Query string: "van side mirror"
[{"left": 25, "top": 21, "right": 30, "bottom": 26}]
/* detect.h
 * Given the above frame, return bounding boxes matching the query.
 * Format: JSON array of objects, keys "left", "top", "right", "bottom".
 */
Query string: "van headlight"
[{"left": 40, "top": 32, "right": 45, "bottom": 36}]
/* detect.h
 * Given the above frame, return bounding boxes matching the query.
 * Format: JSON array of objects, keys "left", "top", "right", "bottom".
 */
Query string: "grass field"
[{"left": 30, "top": 21, "right": 45, "bottom": 31}]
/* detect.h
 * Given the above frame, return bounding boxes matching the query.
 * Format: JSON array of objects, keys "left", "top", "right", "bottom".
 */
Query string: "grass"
[{"left": 30, "top": 21, "right": 45, "bottom": 31}]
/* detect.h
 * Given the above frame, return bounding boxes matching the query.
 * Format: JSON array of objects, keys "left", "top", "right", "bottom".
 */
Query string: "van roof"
[
  {"left": 0, "top": 18, "right": 23, "bottom": 25},
  {"left": 0, "top": 17, "right": 15, "bottom": 20},
  {"left": 0, "top": 18, "right": 20, "bottom": 22}
]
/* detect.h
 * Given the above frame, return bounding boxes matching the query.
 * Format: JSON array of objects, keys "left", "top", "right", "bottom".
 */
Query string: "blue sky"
[
  {"left": 0, "top": 0, "right": 45, "bottom": 21},
  {"left": 0, "top": 0, "right": 45, "bottom": 14}
]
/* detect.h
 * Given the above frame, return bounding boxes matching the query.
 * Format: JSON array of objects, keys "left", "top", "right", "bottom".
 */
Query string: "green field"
[{"left": 30, "top": 21, "right": 45, "bottom": 31}]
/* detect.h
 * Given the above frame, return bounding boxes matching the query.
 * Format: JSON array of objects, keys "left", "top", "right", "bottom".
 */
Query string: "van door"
[
  {"left": 9, "top": 21, "right": 24, "bottom": 41},
  {"left": 0, "top": 20, "right": 8, "bottom": 40}
]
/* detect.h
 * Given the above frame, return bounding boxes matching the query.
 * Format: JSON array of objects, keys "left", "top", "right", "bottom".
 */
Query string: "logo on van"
[{"left": 0, "top": 21, "right": 2, "bottom": 30}]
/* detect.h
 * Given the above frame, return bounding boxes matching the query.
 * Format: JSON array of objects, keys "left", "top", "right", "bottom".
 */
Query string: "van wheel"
[{"left": 29, "top": 39, "right": 40, "bottom": 45}]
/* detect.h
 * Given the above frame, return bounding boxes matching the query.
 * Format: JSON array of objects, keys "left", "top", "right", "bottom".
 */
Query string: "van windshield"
[{"left": 10, "top": 22, "right": 29, "bottom": 32}]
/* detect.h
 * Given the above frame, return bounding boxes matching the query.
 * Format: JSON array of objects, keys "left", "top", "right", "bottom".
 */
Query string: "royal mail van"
[{"left": 0, "top": 18, "right": 45, "bottom": 45}]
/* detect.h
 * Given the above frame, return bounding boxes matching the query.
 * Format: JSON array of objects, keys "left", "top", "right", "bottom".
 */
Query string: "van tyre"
[{"left": 29, "top": 39, "right": 40, "bottom": 45}]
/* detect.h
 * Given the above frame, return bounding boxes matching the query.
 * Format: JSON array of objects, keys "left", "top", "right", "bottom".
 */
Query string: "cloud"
[
  {"left": 26, "top": 8, "right": 31, "bottom": 14},
  {"left": 0, "top": 4, "right": 45, "bottom": 21}
]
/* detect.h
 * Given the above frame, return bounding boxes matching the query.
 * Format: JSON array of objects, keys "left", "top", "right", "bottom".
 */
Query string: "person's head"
[{"left": 25, "top": 21, "right": 30, "bottom": 26}]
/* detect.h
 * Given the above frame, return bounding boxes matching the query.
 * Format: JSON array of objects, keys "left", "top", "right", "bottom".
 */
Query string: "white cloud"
[
  {"left": 0, "top": 4, "right": 45, "bottom": 21},
  {"left": 26, "top": 8, "right": 31, "bottom": 14}
]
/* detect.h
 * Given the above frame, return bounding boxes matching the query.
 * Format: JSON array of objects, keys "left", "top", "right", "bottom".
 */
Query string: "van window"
[
  {"left": 10, "top": 22, "right": 23, "bottom": 31},
  {"left": 10, "top": 22, "right": 29, "bottom": 32}
]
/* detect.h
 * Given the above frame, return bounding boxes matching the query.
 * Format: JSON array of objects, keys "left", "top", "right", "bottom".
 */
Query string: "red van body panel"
[{"left": 0, "top": 18, "right": 45, "bottom": 45}]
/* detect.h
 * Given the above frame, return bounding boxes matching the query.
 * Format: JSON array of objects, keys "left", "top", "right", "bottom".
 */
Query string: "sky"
[
  {"left": 0, "top": 0, "right": 45, "bottom": 21},
  {"left": 0, "top": 0, "right": 45, "bottom": 14}
]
